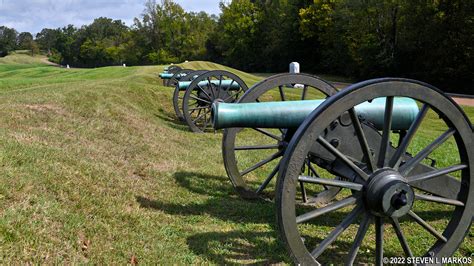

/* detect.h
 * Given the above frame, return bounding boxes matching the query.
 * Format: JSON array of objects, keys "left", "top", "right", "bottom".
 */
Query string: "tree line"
[{"left": 0, "top": 0, "right": 472, "bottom": 93}]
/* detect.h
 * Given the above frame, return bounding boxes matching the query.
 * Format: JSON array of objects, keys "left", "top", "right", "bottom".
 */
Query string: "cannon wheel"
[
  {"left": 173, "top": 70, "right": 209, "bottom": 121},
  {"left": 222, "top": 73, "right": 340, "bottom": 200},
  {"left": 166, "top": 69, "right": 193, "bottom": 87},
  {"left": 182, "top": 70, "right": 248, "bottom": 133},
  {"left": 276, "top": 78, "right": 473, "bottom": 265}
]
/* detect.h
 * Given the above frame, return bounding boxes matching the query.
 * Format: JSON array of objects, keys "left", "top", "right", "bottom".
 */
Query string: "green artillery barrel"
[
  {"left": 212, "top": 97, "right": 419, "bottom": 130},
  {"left": 178, "top": 80, "right": 242, "bottom": 91},
  {"left": 159, "top": 73, "right": 174, "bottom": 79}
]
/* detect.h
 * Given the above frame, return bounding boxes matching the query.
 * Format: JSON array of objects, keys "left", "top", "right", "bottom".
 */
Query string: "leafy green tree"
[
  {"left": 136, "top": 0, "right": 192, "bottom": 64},
  {"left": 210, "top": 0, "right": 263, "bottom": 70},
  {"left": 182, "top": 12, "right": 217, "bottom": 60},
  {"left": 0, "top": 26, "right": 18, "bottom": 56},
  {"left": 17, "top": 32, "right": 34, "bottom": 50},
  {"left": 29, "top": 41, "right": 40, "bottom": 56},
  {"left": 36, "top": 28, "right": 60, "bottom": 54}
]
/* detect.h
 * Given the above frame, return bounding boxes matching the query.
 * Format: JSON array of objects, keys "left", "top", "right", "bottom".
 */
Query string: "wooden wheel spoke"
[
  {"left": 408, "top": 164, "right": 467, "bottom": 184},
  {"left": 346, "top": 213, "right": 371, "bottom": 265},
  {"left": 192, "top": 108, "right": 210, "bottom": 123},
  {"left": 375, "top": 217, "right": 384, "bottom": 265},
  {"left": 306, "top": 162, "right": 328, "bottom": 189},
  {"left": 240, "top": 151, "right": 283, "bottom": 177},
  {"left": 279, "top": 86, "right": 286, "bottom": 101},
  {"left": 196, "top": 84, "right": 212, "bottom": 100},
  {"left": 188, "top": 106, "right": 208, "bottom": 111},
  {"left": 223, "top": 90, "right": 242, "bottom": 102},
  {"left": 302, "top": 85, "right": 308, "bottom": 100},
  {"left": 377, "top": 97, "right": 394, "bottom": 168},
  {"left": 216, "top": 75, "right": 223, "bottom": 98},
  {"left": 296, "top": 196, "right": 357, "bottom": 224},
  {"left": 317, "top": 136, "right": 369, "bottom": 180},
  {"left": 256, "top": 162, "right": 280, "bottom": 194},
  {"left": 391, "top": 218, "right": 414, "bottom": 258},
  {"left": 253, "top": 128, "right": 283, "bottom": 141},
  {"left": 222, "top": 79, "right": 236, "bottom": 94},
  {"left": 189, "top": 94, "right": 211, "bottom": 104},
  {"left": 390, "top": 104, "right": 429, "bottom": 169},
  {"left": 311, "top": 204, "right": 363, "bottom": 258},
  {"left": 415, "top": 193, "right": 465, "bottom": 206},
  {"left": 234, "top": 144, "right": 280, "bottom": 151},
  {"left": 298, "top": 176, "right": 363, "bottom": 191},
  {"left": 201, "top": 111, "right": 210, "bottom": 129},
  {"left": 349, "top": 108, "right": 376, "bottom": 172},
  {"left": 207, "top": 77, "right": 215, "bottom": 99},
  {"left": 400, "top": 128, "right": 455, "bottom": 175},
  {"left": 408, "top": 210, "right": 447, "bottom": 242}
]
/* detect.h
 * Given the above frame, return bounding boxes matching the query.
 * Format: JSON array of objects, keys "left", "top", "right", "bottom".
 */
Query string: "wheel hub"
[{"left": 365, "top": 169, "right": 414, "bottom": 218}]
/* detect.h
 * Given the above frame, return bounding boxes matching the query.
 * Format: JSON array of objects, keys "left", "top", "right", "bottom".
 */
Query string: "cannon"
[
  {"left": 172, "top": 70, "right": 209, "bottom": 121},
  {"left": 214, "top": 73, "right": 340, "bottom": 200},
  {"left": 178, "top": 70, "right": 249, "bottom": 133},
  {"left": 165, "top": 68, "right": 194, "bottom": 87},
  {"left": 212, "top": 78, "right": 473, "bottom": 264},
  {"left": 158, "top": 65, "right": 182, "bottom": 85}
]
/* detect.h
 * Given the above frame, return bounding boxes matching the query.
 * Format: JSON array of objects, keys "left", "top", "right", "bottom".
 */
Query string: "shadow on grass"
[
  {"left": 136, "top": 194, "right": 275, "bottom": 224},
  {"left": 137, "top": 171, "right": 460, "bottom": 264},
  {"left": 173, "top": 171, "right": 235, "bottom": 197},
  {"left": 186, "top": 230, "right": 289, "bottom": 264},
  {"left": 185, "top": 229, "right": 406, "bottom": 264},
  {"left": 154, "top": 112, "right": 193, "bottom": 132}
]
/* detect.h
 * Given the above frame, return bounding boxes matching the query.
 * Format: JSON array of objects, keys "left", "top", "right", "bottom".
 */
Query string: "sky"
[{"left": 0, "top": 0, "right": 222, "bottom": 34}]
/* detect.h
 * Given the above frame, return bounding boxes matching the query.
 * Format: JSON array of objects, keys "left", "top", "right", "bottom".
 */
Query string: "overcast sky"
[{"left": 0, "top": 0, "right": 222, "bottom": 34}]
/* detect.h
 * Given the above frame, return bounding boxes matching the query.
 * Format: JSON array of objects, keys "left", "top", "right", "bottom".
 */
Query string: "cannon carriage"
[
  {"left": 158, "top": 65, "right": 182, "bottom": 86},
  {"left": 172, "top": 70, "right": 209, "bottom": 121},
  {"left": 211, "top": 77, "right": 473, "bottom": 264},
  {"left": 175, "top": 70, "right": 249, "bottom": 133}
]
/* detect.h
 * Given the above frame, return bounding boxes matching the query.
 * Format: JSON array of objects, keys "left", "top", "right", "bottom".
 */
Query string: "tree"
[
  {"left": 209, "top": 0, "right": 263, "bottom": 70},
  {"left": 36, "top": 28, "right": 60, "bottom": 54},
  {"left": 17, "top": 32, "right": 34, "bottom": 50},
  {"left": 0, "top": 26, "right": 18, "bottom": 56},
  {"left": 135, "top": 0, "right": 191, "bottom": 64},
  {"left": 29, "top": 41, "right": 40, "bottom": 56}
]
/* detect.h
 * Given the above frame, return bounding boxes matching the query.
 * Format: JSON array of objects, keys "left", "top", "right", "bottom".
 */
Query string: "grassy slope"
[{"left": 0, "top": 54, "right": 472, "bottom": 263}]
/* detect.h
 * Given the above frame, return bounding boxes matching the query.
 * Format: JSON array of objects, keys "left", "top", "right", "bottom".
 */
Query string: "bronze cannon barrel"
[
  {"left": 212, "top": 97, "right": 419, "bottom": 130},
  {"left": 177, "top": 79, "right": 242, "bottom": 91}
]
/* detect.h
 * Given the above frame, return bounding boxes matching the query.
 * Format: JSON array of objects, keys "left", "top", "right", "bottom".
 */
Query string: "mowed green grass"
[{"left": 0, "top": 54, "right": 472, "bottom": 263}]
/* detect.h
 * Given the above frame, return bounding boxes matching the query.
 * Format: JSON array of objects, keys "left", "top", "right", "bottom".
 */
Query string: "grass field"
[{"left": 0, "top": 54, "right": 472, "bottom": 263}]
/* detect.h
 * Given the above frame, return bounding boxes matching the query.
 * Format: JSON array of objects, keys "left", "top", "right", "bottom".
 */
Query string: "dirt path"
[
  {"left": 40, "top": 57, "right": 60, "bottom": 67},
  {"left": 452, "top": 97, "right": 474, "bottom": 107},
  {"left": 330, "top": 82, "right": 474, "bottom": 107}
]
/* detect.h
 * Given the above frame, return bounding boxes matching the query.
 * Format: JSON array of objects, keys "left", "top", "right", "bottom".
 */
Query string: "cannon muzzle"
[
  {"left": 177, "top": 80, "right": 242, "bottom": 91},
  {"left": 212, "top": 97, "right": 419, "bottom": 130}
]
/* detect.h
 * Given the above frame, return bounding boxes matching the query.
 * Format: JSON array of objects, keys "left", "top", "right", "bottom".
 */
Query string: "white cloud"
[{"left": 0, "top": 0, "right": 221, "bottom": 34}]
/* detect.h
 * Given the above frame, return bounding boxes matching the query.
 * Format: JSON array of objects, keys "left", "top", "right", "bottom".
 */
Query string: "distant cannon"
[
  {"left": 177, "top": 70, "right": 249, "bottom": 133},
  {"left": 158, "top": 65, "right": 182, "bottom": 86},
  {"left": 165, "top": 69, "right": 194, "bottom": 87},
  {"left": 212, "top": 77, "right": 473, "bottom": 265},
  {"left": 173, "top": 70, "right": 209, "bottom": 121},
  {"left": 214, "top": 73, "right": 340, "bottom": 200}
]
